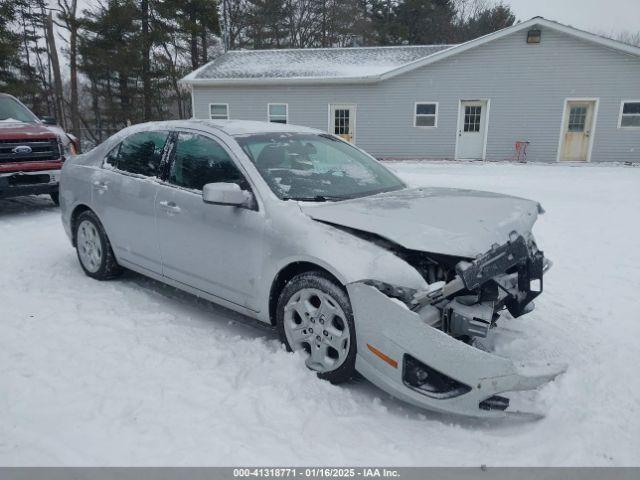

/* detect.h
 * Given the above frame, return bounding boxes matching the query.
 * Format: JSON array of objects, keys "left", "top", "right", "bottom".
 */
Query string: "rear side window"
[
  {"left": 169, "top": 132, "right": 248, "bottom": 191},
  {"left": 113, "top": 131, "right": 169, "bottom": 177}
]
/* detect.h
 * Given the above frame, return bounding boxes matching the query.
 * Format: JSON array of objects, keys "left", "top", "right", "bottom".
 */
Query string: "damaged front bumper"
[
  {"left": 348, "top": 236, "right": 566, "bottom": 418},
  {"left": 349, "top": 283, "right": 566, "bottom": 418}
]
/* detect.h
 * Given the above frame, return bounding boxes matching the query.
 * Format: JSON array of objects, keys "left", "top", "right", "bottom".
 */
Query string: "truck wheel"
[
  {"left": 75, "top": 210, "right": 122, "bottom": 280},
  {"left": 50, "top": 191, "right": 59, "bottom": 206},
  {"left": 276, "top": 271, "right": 356, "bottom": 384}
]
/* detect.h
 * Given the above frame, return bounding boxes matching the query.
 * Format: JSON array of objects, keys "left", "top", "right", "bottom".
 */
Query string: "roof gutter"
[{"left": 180, "top": 75, "right": 383, "bottom": 87}]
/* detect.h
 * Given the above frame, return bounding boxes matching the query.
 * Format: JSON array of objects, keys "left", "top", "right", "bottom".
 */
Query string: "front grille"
[{"left": 0, "top": 138, "right": 61, "bottom": 163}]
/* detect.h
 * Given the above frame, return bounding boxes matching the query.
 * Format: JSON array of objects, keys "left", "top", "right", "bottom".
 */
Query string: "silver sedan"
[{"left": 60, "top": 120, "right": 565, "bottom": 418}]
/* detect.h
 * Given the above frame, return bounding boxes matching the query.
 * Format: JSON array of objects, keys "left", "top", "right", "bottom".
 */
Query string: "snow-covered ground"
[{"left": 1, "top": 161, "right": 639, "bottom": 466}]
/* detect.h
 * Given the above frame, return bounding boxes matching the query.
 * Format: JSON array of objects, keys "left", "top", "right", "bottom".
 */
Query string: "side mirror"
[
  {"left": 202, "top": 182, "right": 252, "bottom": 207},
  {"left": 41, "top": 116, "right": 57, "bottom": 125}
]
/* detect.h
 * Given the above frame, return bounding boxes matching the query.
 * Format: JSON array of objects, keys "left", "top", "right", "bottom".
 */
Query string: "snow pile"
[{"left": 1, "top": 161, "right": 639, "bottom": 466}]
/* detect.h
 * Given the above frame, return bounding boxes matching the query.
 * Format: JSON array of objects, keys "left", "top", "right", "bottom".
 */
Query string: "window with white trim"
[
  {"left": 268, "top": 103, "right": 288, "bottom": 124},
  {"left": 414, "top": 102, "right": 437, "bottom": 127},
  {"left": 210, "top": 103, "right": 229, "bottom": 120},
  {"left": 620, "top": 101, "right": 640, "bottom": 128}
]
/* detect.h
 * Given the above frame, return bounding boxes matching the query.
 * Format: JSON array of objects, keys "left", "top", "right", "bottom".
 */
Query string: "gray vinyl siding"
[{"left": 192, "top": 25, "right": 640, "bottom": 162}]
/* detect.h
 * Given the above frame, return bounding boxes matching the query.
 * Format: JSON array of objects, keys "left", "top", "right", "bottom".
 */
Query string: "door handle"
[
  {"left": 159, "top": 200, "right": 181, "bottom": 214},
  {"left": 92, "top": 180, "right": 108, "bottom": 192}
]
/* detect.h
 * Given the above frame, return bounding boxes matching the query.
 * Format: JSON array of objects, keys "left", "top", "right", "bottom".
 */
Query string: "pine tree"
[
  {"left": 395, "top": 0, "right": 457, "bottom": 44},
  {"left": 0, "top": 1, "right": 26, "bottom": 92},
  {"left": 456, "top": 3, "right": 515, "bottom": 42}
]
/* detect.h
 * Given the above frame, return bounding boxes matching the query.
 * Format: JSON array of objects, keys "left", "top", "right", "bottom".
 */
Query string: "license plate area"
[{"left": 8, "top": 173, "right": 51, "bottom": 186}]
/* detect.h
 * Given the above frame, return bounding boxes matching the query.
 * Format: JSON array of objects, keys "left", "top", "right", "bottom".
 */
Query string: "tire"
[
  {"left": 49, "top": 191, "right": 59, "bottom": 206},
  {"left": 75, "top": 210, "right": 122, "bottom": 280},
  {"left": 276, "top": 271, "right": 357, "bottom": 384}
]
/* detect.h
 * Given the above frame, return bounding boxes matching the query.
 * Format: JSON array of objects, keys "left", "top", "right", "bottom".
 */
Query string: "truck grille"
[{"left": 0, "top": 138, "right": 61, "bottom": 163}]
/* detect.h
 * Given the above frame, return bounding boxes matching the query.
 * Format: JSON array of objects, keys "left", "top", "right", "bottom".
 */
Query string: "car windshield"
[
  {"left": 236, "top": 133, "right": 405, "bottom": 201},
  {"left": 0, "top": 96, "right": 39, "bottom": 123}
]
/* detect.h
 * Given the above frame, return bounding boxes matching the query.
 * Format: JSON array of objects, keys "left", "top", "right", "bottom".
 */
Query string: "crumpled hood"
[{"left": 300, "top": 187, "right": 542, "bottom": 258}]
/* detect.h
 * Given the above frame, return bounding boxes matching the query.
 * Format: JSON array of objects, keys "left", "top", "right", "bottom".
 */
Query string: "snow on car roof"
[
  {"left": 183, "top": 45, "right": 455, "bottom": 82},
  {"left": 197, "top": 119, "right": 320, "bottom": 136},
  {"left": 118, "top": 119, "right": 320, "bottom": 137}
]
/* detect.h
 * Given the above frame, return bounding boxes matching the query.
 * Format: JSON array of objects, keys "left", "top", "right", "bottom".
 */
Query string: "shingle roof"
[{"left": 186, "top": 45, "right": 455, "bottom": 81}]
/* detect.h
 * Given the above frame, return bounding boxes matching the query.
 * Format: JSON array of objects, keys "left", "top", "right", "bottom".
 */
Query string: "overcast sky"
[{"left": 507, "top": 0, "right": 640, "bottom": 35}]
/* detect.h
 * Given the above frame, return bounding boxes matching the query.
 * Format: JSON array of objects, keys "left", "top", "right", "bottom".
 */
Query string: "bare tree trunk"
[
  {"left": 106, "top": 76, "right": 116, "bottom": 131},
  {"left": 58, "top": 0, "right": 81, "bottom": 144},
  {"left": 141, "top": 0, "right": 151, "bottom": 121},
  {"left": 46, "top": 13, "right": 66, "bottom": 127},
  {"left": 69, "top": 12, "right": 80, "bottom": 143},
  {"left": 89, "top": 74, "right": 102, "bottom": 142},
  {"left": 200, "top": 25, "right": 208, "bottom": 64},
  {"left": 160, "top": 41, "right": 185, "bottom": 119},
  {"left": 189, "top": 3, "right": 199, "bottom": 69}
]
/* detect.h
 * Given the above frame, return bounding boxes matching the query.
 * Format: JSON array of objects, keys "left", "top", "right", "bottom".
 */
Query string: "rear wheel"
[
  {"left": 75, "top": 210, "right": 122, "bottom": 280},
  {"left": 276, "top": 272, "right": 356, "bottom": 384}
]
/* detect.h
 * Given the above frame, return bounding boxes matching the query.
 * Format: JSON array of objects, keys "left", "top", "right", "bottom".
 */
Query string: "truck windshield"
[
  {"left": 236, "top": 133, "right": 405, "bottom": 201},
  {"left": 0, "top": 96, "right": 39, "bottom": 123}
]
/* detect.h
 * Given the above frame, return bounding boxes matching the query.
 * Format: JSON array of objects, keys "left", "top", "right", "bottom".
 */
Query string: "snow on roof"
[
  {"left": 182, "top": 18, "right": 640, "bottom": 87},
  {"left": 185, "top": 45, "right": 455, "bottom": 82}
]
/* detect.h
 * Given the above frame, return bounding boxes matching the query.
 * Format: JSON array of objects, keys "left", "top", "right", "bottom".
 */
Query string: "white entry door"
[
  {"left": 559, "top": 100, "right": 597, "bottom": 161},
  {"left": 329, "top": 104, "right": 356, "bottom": 143},
  {"left": 456, "top": 100, "right": 488, "bottom": 160}
]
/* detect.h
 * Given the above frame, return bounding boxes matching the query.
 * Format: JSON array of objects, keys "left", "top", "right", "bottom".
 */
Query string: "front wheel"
[
  {"left": 276, "top": 271, "right": 356, "bottom": 384},
  {"left": 49, "top": 191, "right": 59, "bottom": 206}
]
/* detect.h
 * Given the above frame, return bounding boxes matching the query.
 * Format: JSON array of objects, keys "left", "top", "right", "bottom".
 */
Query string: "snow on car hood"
[{"left": 300, "top": 187, "right": 542, "bottom": 258}]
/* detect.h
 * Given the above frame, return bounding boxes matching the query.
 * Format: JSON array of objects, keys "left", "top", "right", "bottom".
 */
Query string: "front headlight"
[
  {"left": 62, "top": 141, "right": 76, "bottom": 158},
  {"left": 59, "top": 136, "right": 77, "bottom": 161}
]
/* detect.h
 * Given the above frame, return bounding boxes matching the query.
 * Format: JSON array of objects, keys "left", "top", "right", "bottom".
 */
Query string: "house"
[{"left": 181, "top": 18, "right": 640, "bottom": 163}]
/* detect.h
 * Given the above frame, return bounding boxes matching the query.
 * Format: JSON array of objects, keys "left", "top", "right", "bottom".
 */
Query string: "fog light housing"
[{"left": 402, "top": 354, "right": 471, "bottom": 399}]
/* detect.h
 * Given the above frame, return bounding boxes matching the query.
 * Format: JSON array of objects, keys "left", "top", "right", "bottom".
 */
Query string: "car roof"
[{"left": 129, "top": 119, "right": 321, "bottom": 137}]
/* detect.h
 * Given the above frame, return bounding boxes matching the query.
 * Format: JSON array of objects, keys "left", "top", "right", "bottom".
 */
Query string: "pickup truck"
[{"left": 0, "top": 93, "right": 79, "bottom": 205}]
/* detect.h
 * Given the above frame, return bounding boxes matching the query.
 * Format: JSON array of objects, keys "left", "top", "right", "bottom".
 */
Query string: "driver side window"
[{"left": 169, "top": 132, "right": 248, "bottom": 191}]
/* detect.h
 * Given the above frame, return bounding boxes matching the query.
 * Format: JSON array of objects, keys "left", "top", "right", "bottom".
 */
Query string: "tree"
[
  {"left": 455, "top": 1, "right": 515, "bottom": 42},
  {"left": 56, "top": 0, "right": 81, "bottom": 139},
  {"left": 141, "top": 0, "right": 151, "bottom": 120},
  {"left": 0, "top": 1, "right": 22, "bottom": 92},
  {"left": 45, "top": 11, "right": 66, "bottom": 127},
  {"left": 395, "top": 0, "right": 457, "bottom": 44},
  {"left": 367, "top": 0, "right": 401, "bottom": 45},
  {"left": 79, "top": 0, "right": 142, "bottom": 130}
]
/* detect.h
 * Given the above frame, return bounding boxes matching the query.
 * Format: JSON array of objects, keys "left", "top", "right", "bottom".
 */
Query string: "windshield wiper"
[
  {"left": 283, "top": 195, "right": 330, "bottom": 202},
  {"left": 283, "top": 194, "right": 351, "bottom": 202}
]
